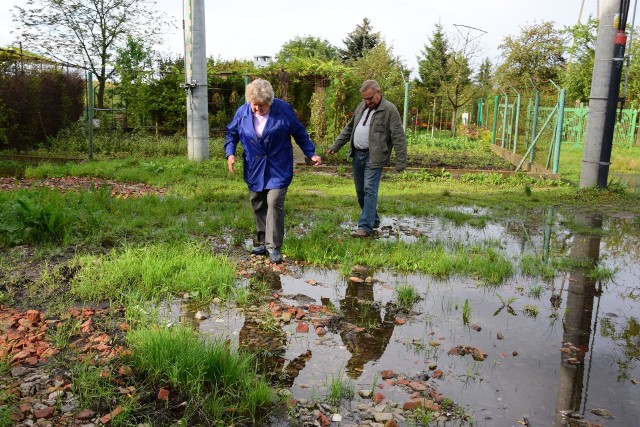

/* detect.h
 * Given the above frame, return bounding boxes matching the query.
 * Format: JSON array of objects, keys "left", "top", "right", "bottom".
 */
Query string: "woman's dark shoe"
[
  {"left": 251, "top": 244, "right": 267, "bottom": 256},
  {"left": 269, "top": 248, "right": 282, "bottom": 263}
]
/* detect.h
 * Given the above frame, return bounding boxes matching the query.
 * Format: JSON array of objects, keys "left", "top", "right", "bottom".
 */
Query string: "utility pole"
[
  {"left": 580, "top": 0, "right": 630, "bottom": 188},
  {"left": 183, "top": 0, "right": 209, "bottom": 161}
]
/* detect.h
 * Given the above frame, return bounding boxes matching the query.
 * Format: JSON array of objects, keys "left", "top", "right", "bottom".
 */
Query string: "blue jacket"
[{"left": 225, "top": 98, "right": 317, "bottom": 192}]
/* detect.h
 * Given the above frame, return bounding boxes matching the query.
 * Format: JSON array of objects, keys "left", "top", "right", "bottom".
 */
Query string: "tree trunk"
[
  {"left": 450, "top": 108, "right": 458, "bottom": 137},
  {"left": 96, "top": 78, "right": 106, "bottom": 110}
]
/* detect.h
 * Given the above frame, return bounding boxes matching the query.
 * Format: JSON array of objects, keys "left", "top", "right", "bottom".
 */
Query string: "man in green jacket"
[{"left": 328, "top": 80, "right": 407, "bottom": 237}]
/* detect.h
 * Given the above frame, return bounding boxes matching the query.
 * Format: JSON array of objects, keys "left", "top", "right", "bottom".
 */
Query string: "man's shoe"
[
  {"left": 350, "top": 228, "right": 370, "bottom": 238},
  {"left": 251, "top": 244, "right": 267, "bottom": 256},
  {"left": 269, "top": 248, "right": 282, "bottom": 264}
]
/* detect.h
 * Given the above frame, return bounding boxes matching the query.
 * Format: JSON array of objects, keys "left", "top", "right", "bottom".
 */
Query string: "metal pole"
[
  {"left": 511, "top": 88, "right": 521, "bottom": 154},
  {"left": 403, "top": 81, "right": 409, "bottom": 130},
  {"left": 491, "top": 95, "right": 499, "bottom": 145},
  {"left": 554, "top": 88, "right": 566, "bottom": 174},
  {"left": 501, "top": 93, "right": 508, "bottom": 148},
  {"left": 580, "top": 0, "right": 622, "bottom": 187},
  {"left": 183, "top": 0, "right": 210, "bottom": 161},
  {"left": 87, "top": 71, "right": 94, "bottom": 160},
  {"left": 531, "top": 82, "right": 540, "bottom": 163}
]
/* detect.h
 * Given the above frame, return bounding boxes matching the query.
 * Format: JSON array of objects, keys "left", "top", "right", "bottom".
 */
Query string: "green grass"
[
  {"left": 70, "top": 242, "right": 237, "bottom": 302},
  {"left": 396, "top": 284, "right": 420, "bottom": 310},
  {"left": 126, "top": 324, "right": 275, "bottom": 424},
  {"left": 324, "top": 368, "right": 355, "bottom": 406},
  {"left": 462, "top": 299, "right": 471, "bottom": 325},
  {"left": 559, "top": 144, "right": 640, "bottom": 184}
]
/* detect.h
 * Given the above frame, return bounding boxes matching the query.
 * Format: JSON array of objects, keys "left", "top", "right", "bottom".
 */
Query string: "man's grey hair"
[
  {"left": 360, "top": 80, "right": 380, "bottom": 93},
  {"left": 245, "top": 78, "right": 275, "bottom": 105}
]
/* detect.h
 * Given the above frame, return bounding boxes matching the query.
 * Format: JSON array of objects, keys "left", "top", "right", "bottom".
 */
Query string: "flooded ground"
[{"left": 162, "top": 208, "right": 639, "bottom": 426}]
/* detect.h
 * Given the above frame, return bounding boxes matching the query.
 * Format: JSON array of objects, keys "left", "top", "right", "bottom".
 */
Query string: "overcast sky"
[{"left": 1, "top": 0, "right": 611, "bottom": 74}]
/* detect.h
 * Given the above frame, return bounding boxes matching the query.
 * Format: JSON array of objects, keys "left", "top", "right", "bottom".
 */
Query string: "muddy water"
[{"left": 163, "top": 209, "right": 639, "bottom": 426}]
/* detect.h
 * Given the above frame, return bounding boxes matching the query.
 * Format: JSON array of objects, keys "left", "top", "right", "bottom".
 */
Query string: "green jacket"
[{"left": 330, "top": 97, "right": 407, "bottom": 171}]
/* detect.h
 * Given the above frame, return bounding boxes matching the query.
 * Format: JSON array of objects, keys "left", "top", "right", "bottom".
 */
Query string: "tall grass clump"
[
  {"left": 396, "top": 284, "right": 420, "bottom": 310},
  {"left": 0, "top": 193, "right": 70, "bottom": 245},
  {"left": 324, "top": 368, "right": 355, "bottom": 406},
  {"left": 127, "top": 324, "right": 275, "bottom": 424},
  {"left": 71, "top": 361, "right": 135, "bottom": 422},
  {"left": 70, "top": 242, "right": 237, "bottom": 302}
]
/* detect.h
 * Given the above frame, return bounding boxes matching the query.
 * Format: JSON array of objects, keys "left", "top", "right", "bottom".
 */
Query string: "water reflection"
[
  {"left": 338, "top": 272, "right": 395, "bottom": 379},
  {"left": 238, "top": 268, "right": 311, "bottom": 387},
  {"left": 554, "top": 213, "right": 602, "bottom": 426}
]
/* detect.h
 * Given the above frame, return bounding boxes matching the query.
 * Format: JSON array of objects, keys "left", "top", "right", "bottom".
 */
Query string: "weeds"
[
  {"left": 462, "top": 299, "right": 471, "bottom": 325},
  {"left": 396, "top": 285, "right": 420, "bottom": 310},
  {"left": 324, "top": 368, "right": 354, "bottom": 406},
  {"left": 494, "top": 294, "right": 517, "bottom": 316},
  {"left": 0, "top": 195, "right": 70, "bottom": 245},
  {"left": 529, "top": 285, "right": 544, "bottom": 299},
  {"left": 126, "top": 324, "right": 275, "bottom": 424},
  {"left": 588, "top": 265, "right": 617, "bottom": 283},
  {"left": 523, "top": 304, "right": 540, "bottom": 317}
]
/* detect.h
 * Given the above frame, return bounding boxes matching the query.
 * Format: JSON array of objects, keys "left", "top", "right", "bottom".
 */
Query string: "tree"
[
  {"left": 348, "top": 42, "right": 407, "bottom": 115},
  {"left": 339, "top": 18, "right": 381, "bottom": 62},
  {"left": 112, "top": 36, "right": 154, "bottom": 127},
  {"left": 494, "top": 21, "right": 567, "bottom": 91},
  {"left": 13, "top": 0, "right": 172, "bottom": 108},
  {"left": 416, "top": 22, "right": 450, "bottom": 95},
  {"left": 563, "top": 18, "right": 598, "bottom": 103},
  {"left": 476, "top": 57, "right": 493, "bottom": 96},
  {"left": 276, "top": 36, "right": 340, "bottom": 62},
  {"left": 440, "top": 25, "right": 485, "bottom": 136}
]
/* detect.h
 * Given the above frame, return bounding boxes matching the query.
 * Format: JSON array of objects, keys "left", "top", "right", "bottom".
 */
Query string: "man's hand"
[
  {"left": 310, "top": 155, "right": 322, "bottom": 166},
  {"left": 327, "top": 149, "right": 336, "bottom": 155},
  {"left": 227, "top": 155, "right": 235, "bottom": 173}
]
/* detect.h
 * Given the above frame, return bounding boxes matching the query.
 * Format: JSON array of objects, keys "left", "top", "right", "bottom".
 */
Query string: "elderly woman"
[{"left": 225, "top": 79, "right": 321, "bottom": 263}]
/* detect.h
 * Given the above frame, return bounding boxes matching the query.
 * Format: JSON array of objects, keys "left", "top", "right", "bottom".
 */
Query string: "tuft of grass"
[
  {"left": 521, "top": 254, "right": 556, "bottom": 280},
  {"left": 462, "top": 299, "right": 471, "bottom": 325},
  {"left": 529, "top": 284, "right": 544, "bottom": 299},
  {"left": 588, "top": 265, "right": 617, "bottom": 283},
  {"left": 0, "top": 195, "right": 70, "bottom": 245},
  {"left": 396, "top": 284, "right": 420, "bottom": 310},
  {"left": 522, "top": 304, "right": 540, "bottom": 318},
  {"left": 47, "top": 318, "right": 82, "bottom": 349},
  {"left": 70, "top": 242, "right": 237, "bottom": 302},
  {"left": 127, "top": 324, "right": 275, "bottom": 424},
  {"left": 324, "top": 368, "right": 355, "bottom": 406}
]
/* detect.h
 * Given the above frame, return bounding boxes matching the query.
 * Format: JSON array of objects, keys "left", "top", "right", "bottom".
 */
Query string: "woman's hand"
[
  {"left": 310, "top": 155, "right": 322, "bottom": 166},
  {"left": 227, "top": 155, "right": 235, "bottom": 173}
]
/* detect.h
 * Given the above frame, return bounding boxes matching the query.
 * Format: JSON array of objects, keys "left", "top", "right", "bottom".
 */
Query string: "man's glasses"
[{"left": 362, "top": 91, "right": 378, "bottom": 101}]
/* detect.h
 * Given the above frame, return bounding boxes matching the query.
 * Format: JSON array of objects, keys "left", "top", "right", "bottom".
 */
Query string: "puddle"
[{"left": 161, "top": 209, "right": 640, "bottom": 426}]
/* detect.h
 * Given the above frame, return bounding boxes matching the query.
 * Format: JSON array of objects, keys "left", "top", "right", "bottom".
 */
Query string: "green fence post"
[
  {"left": 501, "top": 93, "right": 508, "bottom": 149},
  {"left": 491, "top": 95, "right": 499, "bottom": 145},
  {"left": 531, "top": 87, "right": 540, "bottom": 163},
  {"left": 553, "top": 87, "right": 566, "bottom": 173},
  {"left": 629, "top": 108, "right": 638, "bottom": 146},
  {"left": 511, "top": 88, "right": 521, "bottom": 154}
]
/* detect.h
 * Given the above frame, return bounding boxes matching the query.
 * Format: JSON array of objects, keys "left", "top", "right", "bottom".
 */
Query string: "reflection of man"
[
  {"left": 554, "top": 214, "right": 602, "bottom": 426},
  {"left": 338, "top": 279, "right": 395, "bottom": 379}
]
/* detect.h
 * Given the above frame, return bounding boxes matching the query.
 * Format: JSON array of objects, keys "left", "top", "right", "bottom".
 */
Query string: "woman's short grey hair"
[
  {"left": 360, "top": 80, "right": 380, "bottom": 93},
  {"left": 246, "top": 79, "right": 275, "bottom": 105}
]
